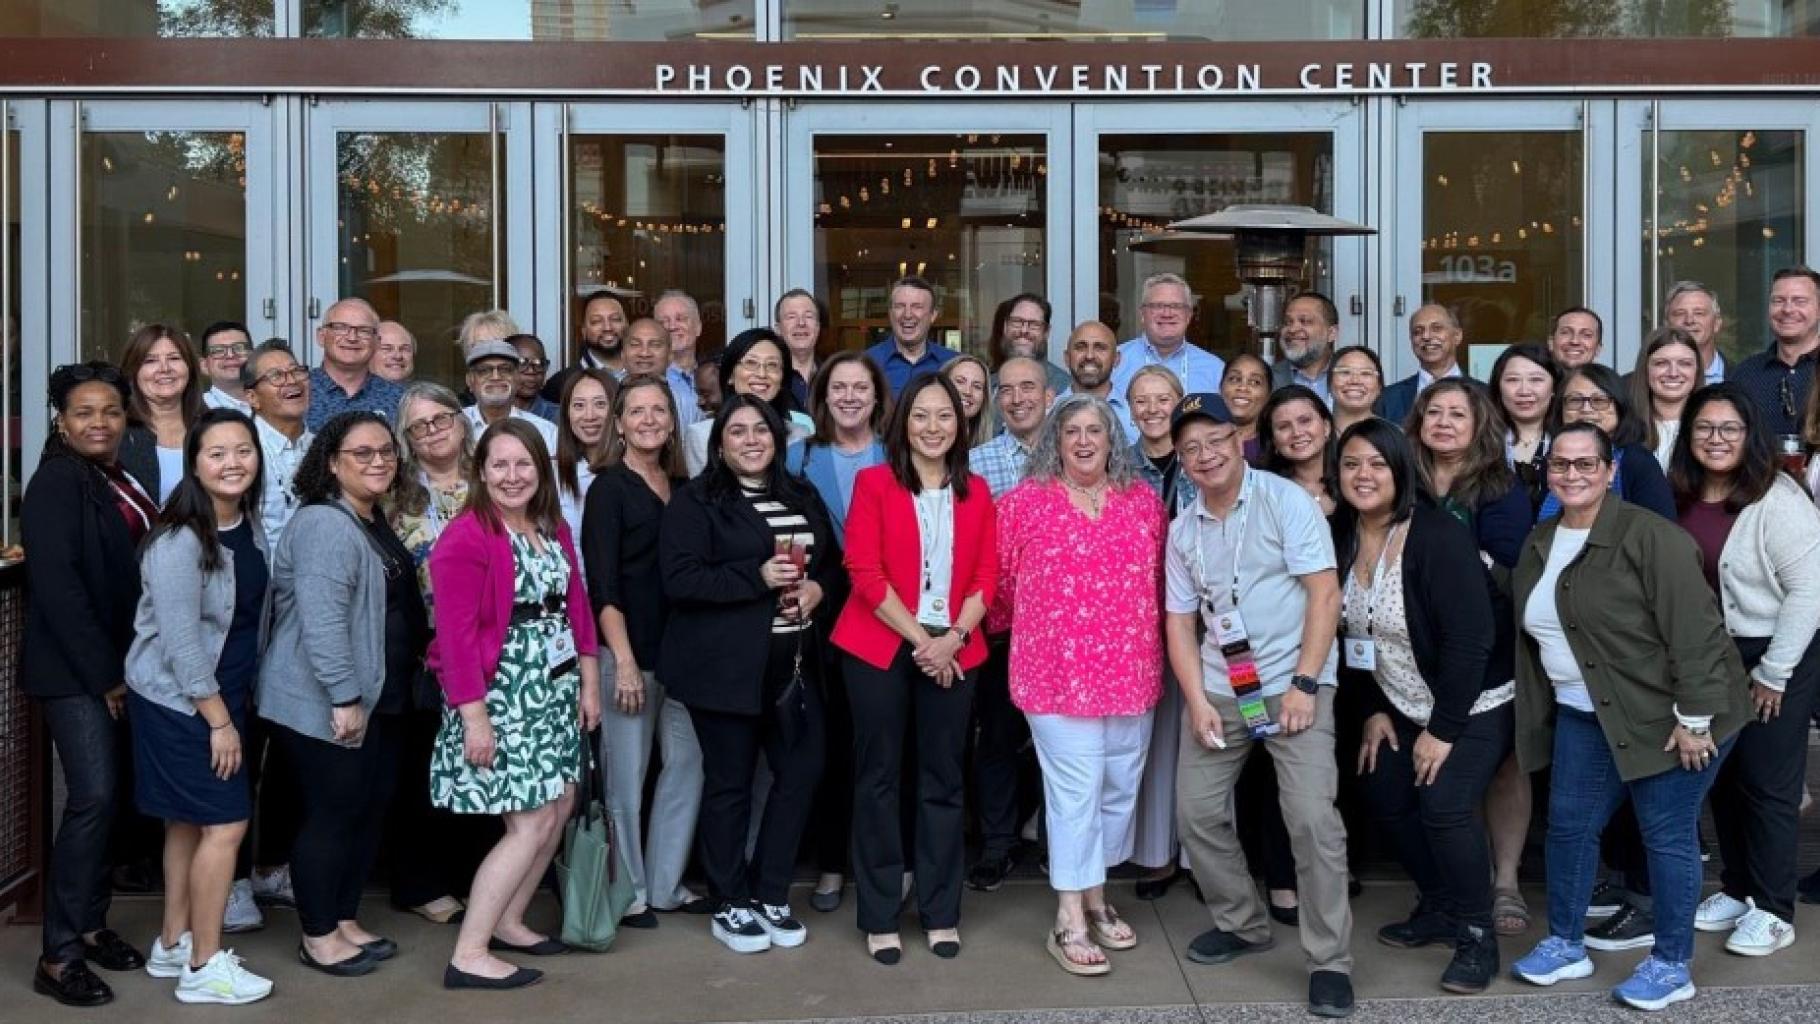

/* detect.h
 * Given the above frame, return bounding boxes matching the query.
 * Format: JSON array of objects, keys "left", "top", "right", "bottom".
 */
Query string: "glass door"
[
  {"left": 305, "top": 100, "right": 532, "bottom": 386},
  {"left": 1072, "top": 100, "right": 1366, "bottom": 362},
  {"left": 3, "top": 101, "right": 46, "bottom": 545}
]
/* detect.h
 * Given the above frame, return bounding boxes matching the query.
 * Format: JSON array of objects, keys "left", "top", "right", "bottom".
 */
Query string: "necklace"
[{"left": 1063, "top": 477, "right": 1109, "bottom": 517}]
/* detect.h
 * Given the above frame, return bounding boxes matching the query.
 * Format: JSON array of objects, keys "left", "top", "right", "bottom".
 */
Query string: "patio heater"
[{"left": 1130, "top": 204, "right": 1376, "bottom": 365}]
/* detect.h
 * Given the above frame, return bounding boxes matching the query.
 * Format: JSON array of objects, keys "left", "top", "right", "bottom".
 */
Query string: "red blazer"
[
  {"left": 832, "top": 464, "right": 998, "bottom": 671},
  {"left": 426, "top": 511, "right": 599, "bottom": 707}
]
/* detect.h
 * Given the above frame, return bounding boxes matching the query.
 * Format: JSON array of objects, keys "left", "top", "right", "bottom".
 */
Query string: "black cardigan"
[
  {"left": 582, "top": 463, "right": 685, "bottom": 667},
  {"left": 1338, "top": 500, "right": 1514, "bottom": 743},
  {"left": 117, "top": 424, "right": 161, "bottom": 504},
  {"left": 657, "top": 477, "right": 842, "bottom": 715},
  {"left": 21, "top": 451, "right": 145, "bottom": 698}
]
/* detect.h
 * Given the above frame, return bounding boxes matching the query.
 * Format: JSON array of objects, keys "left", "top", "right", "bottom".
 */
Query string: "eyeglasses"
[
  {"left": 1179, "top": 431, "right": 1239, "bottom": 458},
  {"left": 337, "top": 444, "right": 399, "bottom": 466},
  {"left": 1691, "top": 421, "right": 1747, "bottom": 442},
  {"left": 1546, "top": 456, "right": 1606, "bottom": 475},
  {"left": 736, "top": 357, "right": 784, "bottom": 376},
  {"left": 1142, "top": 302, "right": 1191, "bottom": 314},
  {"left": 405, "top": 411, "right": 459, "bottom": 440},
  {"left": 254, "top": 366, "right": 309, "bottom": 388},
  {"left": 469, "top": 362, "right": 518, "bottom": 379},
  {"left": 1562, "top": 394, "right": 1614, "bottom": 412},
  {"left": 1005, "top": 316, "right": 1047, "bottom": 332},
  {"left": 206, "top": 342, "right": 251, "bottom": 359},
  {"left": 322, "top": 321, "right": 379, "bottom": 341},
  {"left": 517, "top": 359, "right": 549, "bottom": 374}
]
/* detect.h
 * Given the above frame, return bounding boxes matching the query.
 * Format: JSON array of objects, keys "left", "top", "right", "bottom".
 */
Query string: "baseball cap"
[
  {"left": 1170, "top": 392, "right": 1234, "bottom": 439},
  {"left": 465, "top": 340, "right": 523, "bottom": 366}
]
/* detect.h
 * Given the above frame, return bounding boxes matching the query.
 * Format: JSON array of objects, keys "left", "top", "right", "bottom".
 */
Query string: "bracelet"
[{"left": 208, "top": 720, "right": 232, "bottom": 731}]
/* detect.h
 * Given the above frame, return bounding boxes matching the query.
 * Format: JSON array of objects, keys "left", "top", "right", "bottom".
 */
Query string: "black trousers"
[
  {"left": 807, "top": 652, "right": 854, "bottom": 875},
  {"left": 690, "top": 635, "right": 825, "bottom": 908},
  {"left": 273, "top": 713, "right": 400, "bottom": 937},
  {"left": 969, "top": 635, "right": 1033, "bottom": 861},
  {"left": 1712, "top": 633, "right": 1820, "bottom": 921},
  {"left": 846, "top": 645, "right": 975, "bottom": 933},
  {"left": 237, "top": 712, "right": 301, "bottom": 878},
  {"left": 384, "top": 707, "right": 480, "bottom": 909},
  {"left": 41, "top": 695, "right": 119, "bottom": 963},
  {"left": 1358, "top": 703, "right": 1513, "bottom": 928}
]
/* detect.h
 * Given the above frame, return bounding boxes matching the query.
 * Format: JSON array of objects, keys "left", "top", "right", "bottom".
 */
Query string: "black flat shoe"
[
  {"left": 33, "top": 960, "right": 113, "bottom": 1007},
  {"left": 488, "top": 936, "right": 570, "bottom": 956},
  {"left": 1135, "top": 870, "right": 1181, "bottom": 901},
  {"left": 81, "top": 929, "right": 144, "bottom": 971},
  {"left": 656, "top": 896, "right": 714, "bottom": 915},
  {"left": 620, "top": 909, "right": 659, "bottom": 929},
  {"left": 297, "top": 943, "right": 378, "bottom": 977},
  {"left": 809, "top": 888, "right": 842, "bottom": 913},
  {"left": 359, "top": 937, "right": 398, "bottom": 961},
  {"left": 444, "top": 963, "right": 544, "bottom": 990},
  {"left": 1269, "top": 903, "right": 1301, "bottom": 927}
]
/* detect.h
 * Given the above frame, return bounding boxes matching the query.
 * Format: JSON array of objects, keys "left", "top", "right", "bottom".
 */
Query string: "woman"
[
  {"left": 942, "top": 353, "right": 995, "bottom": 448},
  {"left": 662, "top": 395, "right": 839, "bottom": 954},
  {"left": 834, "top": 375, "right": 995, "bottom": 964},
  {"left": 581, "top": 374, "right": 706, "bottom": 927},
  {"left": 1490, "top": 344, "right": 1557, "bottom": 510},
  {"left": 119, "top": 323, "right": 205, "bottom": 505},
  {"left": 1670, "top": 384, "right": 1820, "bottom": 956},
  {"left": 1630, "top": 327, "right": 1701, "bottom": 468},
  {"left": 258, "top": 411, "right": 427, "bottom": 977},
  {"left": 428, "top": 418, "right": 601, "bottom": 989},
  {"left": 1541, "top": 364, "right": 1675, "bottom": 521},
  {"left": 555, "top": 368, "right": 618, "bottom": 562},
  {"left": 1510, "top": 422, "right": 1747, "bottom": 1012},
  {"left": 996, "top": 394, "right": 1164, "bottom": 976},
  {"left": 1334, "top": 419, "right": 1513, "bottom": 995},
  {"left": 684, "top": 328, "right": 810, "bottom": 476},
  {"left": 1329, "top": 346, "right": 1385, "bottom": 436},
  {"left": 1260, "top": 384, "right": 1338, "bottom": 516},
  {"left": 1219, "top": 352, "right": 1270, "bottom": 465},
  {"left": 125, "top": 408, "right": 273, "bottom": 1004},
  {"left": 1127, "top": 366, "right": 1189, "bottom": 515},
  {"left": 1408, "top": 379, "right": 1532, "bottom": 570},
  {"left": 24, "top": 363, "right": 157, "bottom": 1007},
  {"left": 785, "top": 351, "right": 888, "bottom": 912}
]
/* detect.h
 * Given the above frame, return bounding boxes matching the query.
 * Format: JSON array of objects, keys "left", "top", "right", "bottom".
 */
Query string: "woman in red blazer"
[{"left": 831, "top": 373, "right": 997, "bottom": 965}]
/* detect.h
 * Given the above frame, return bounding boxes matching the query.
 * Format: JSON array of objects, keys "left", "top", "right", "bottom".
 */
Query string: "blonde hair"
[{"left": 1125, "top": 364, "right": 1184, "bottom": 404}]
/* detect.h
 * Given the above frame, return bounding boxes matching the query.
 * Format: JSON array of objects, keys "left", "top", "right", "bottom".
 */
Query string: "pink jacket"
[{"left": 426, "top": 511, "right": 599, "bottom": 707}]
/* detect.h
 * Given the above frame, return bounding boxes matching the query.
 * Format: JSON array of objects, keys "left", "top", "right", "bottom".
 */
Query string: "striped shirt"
[{"left": 742, "top": 486, "right": 815, "bottom": 634}]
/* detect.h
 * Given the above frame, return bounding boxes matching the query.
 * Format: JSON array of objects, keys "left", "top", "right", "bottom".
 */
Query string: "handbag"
[{"left": 555, "top": 742, "right": 637, "bottom": 952}]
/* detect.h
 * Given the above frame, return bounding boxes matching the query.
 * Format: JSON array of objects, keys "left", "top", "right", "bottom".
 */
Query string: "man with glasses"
[
  {"left": 865, "top": 275, "right": 957, "bottom": 396},
  {"left": 1378, "top": 304, "right": 1468, "bottom": 425},
  {"left": 1109, "top": 273, "right": 1226, "bottom": 443},
  {"left": 1663, "top": 282, "right": 1729, "bottom": 386},
  {"left": 543, "top": 291, "right": 630, "bottom": 402},
  {"left": 1270, "top": 292, "right": 1340, "bottom": 406},
  {"left": 200, "top": 320, "right": 255, "bottom": 416},
  {"left": 624, "top": 317, "right": 701, "bottom": 429},
  {"left": 992, "top": 294, "right": 1069, "bottom": 396},
  {"left": 463, "top": 340, "right": 559, "bottom": 455},
  {"left": 244, "top": 340, "right": 315, "bottom": 549},
  {"left": 369, "top": 321, "right": 416, "bottom": 384},
  {"left": 307, "top": 297, "right": 404, "bottom": 431},
  {"left": 505, "top": 333, "right": 560, "bottom": 423},
  {"left": 1548, "top": 307, "right": 1605, "bottom": 372},
  {"left": 1732, "top": 267, "right": 1820, "bottom": 437}
]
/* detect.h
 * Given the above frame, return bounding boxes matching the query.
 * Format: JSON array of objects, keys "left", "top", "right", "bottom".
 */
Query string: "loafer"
[
  {"left": 1269, "top": 903, "right": 1301, "bottom": 928},
  {"left": 297, "top": 943, "right": 377, "bottom": 977},
  {"left": 657, "top": 896, "right": 714, "bottom": 915},
  {"left": 620, "top": 909, "right": 659, "bottom": 929},
  {"left": 1308, "top": 970, "right": 1355, "bottom": 1018},
  {"left": 444, "top": 963, "right": 543, "bottom": 990},
  {"left": 1134, "top": 870, "right": 1181, "bottom": 902},
  {"left": 82, "top": 930, "right": 145, "bottom": 972},
  {"left": 34, "top": 960, "right": 113, "bottom": 1007},
  {"left": 809, "top": 888, "right": 842, "bottom": 913},
  {"left": 359, "top": 937, "right": 398, "bottom": 961},
  {"left": 488, "top": 936, "right": 570, "bottom": 956}
]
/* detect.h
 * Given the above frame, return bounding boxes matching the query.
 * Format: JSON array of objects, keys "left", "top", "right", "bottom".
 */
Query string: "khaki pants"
[{"left": 1175, "top": 687, "right": 1354, "bottom": 974}]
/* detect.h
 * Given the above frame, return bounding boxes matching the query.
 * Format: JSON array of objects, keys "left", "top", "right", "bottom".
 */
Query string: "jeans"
[
  {"left": 597, "top": 669, "right": 703, "bottom": 911},
  {"left": 1545, "top": 707, "right": 1731, "bottom": 964},
  {"left": 40, "top": 695, "right": 120, "bottom": 963},
  {"left": 274, "top": 714, "right": 400, "bottom": 937}
]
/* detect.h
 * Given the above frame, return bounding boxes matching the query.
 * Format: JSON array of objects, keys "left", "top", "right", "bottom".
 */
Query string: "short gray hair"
[
  {"left": 1023, "top": 393, "right": 1138, "bottom": 490},
  {"left": 391, "top": 381, "right": 475, "bottom": 518},
  {"left": 458, "top": 309, "right": 520, "bottom": 350},
  {"left": 1664, "top": 280, "right": 1722, "bottom": 319},
  {"left": 1140, "top": 271, "right": 1196, "bottom": 307},
  {"left": 655, "top": 289, "right": 700, "bottom": 322},
  {"left": 238, "top": 339, "right": 296, "bottom": 390}
]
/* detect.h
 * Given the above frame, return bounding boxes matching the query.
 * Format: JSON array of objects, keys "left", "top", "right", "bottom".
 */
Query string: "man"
[
  {"left": 542, "top": 291, "right": 629, "bottom": 402},
  {"left": 1270, "top": 292, "right": 1338, "bottom": 405},
  {"left": 1663, "top": 281, "right": 1728, "bottom": 386},
  {"left": 1733, "top": 266, "right": 1820, "bottom": 437},
  {"left": 993, "top": 293, "right": 1070, "bottom": 395},
  {"left": 1164, "top": 393, "right": 1352, "bottom": 1019},
  {"left": 506, "top": 333, "right": 560, "bottom": 422},
  {"left": 1062, "top": 320, "right": 1125, "bottom": 430},
  {"left": 966, "top": 356, "right": 1055, "bottom": 892},
  {"left": 306, "top": 297, "right": 405, "bottom": 431},
  {"left": 865, "top": 275, "right": 957, "bottom": 395},
  {"left": 370, "top": 320, "right": 416, "bottom": 383},
  {"left": 199, "top": 320, "right": 254, "bottom": 416},
  {"left": 463, "top": 340, "right": 560, "bottom": 454},
  {"left": 623, "top": 317, "right": 700, "bottom": 428},
  {"left": 1377, "top": 303, "right": 1468, "bottom": 425},
  {"left": 1109, "top": 273, "right": 1226, "bottom": 441},
  {"left": 1548, "top": 307, "right": 1604, "bottom": 371},
  {"left": 775, "top": 288, "right": 824, "bottom": 409},
  {"left": 655, "top": 289, "right": 705, "bottom": 387}
]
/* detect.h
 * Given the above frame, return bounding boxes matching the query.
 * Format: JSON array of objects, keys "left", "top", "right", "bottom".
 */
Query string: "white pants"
[{"left": 1028, "top": 712, "right": 1153, "bottom": 893}]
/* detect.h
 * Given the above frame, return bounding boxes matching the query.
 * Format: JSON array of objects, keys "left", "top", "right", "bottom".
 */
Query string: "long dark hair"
[
  {"left": 294, "top": 411, "right": 393, "bottom": 506},
  {"left": 1258, "top": 384, "right": 1336, "bottom": 495},
  {"left": 120, "top": 323, "right": 204, "bottom": 428},
  {"left": 1489, "top": 342, "right": 1559, "bottom": 430},
  {"left": 883, "top": 373, "right": 972, "bottom": 501},
  {"left": 149, "top": 408, "right": 267, "bottom": 572},
  {"left": 720, "top": 327, "right": 799, "bottom": 420},
  {"left": 1330, "top": 417, "right": 1423, "bottom": 574},
  {"left": 1550, "top": 363, "right": 1645, "bottom": 449},
  {"left": 1410, "top": 378, "right": 1515, "bottom": 510},
  {"left": 1667, "top": 382, "right": 1781, "bottom": 513},
  {"left": 467, "top": 418, "right": 564, "bottom": 537},
  {"left": 556, "top": 367, "right": 619, "bottom": 498},
  {"left": 701, "top": 392, "right": 815, "bottom": 506}
]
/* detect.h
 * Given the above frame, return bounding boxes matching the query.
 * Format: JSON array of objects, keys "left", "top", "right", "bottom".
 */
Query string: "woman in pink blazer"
[
  {"left": 426, "top": 418, "right": 601, "bottom": 990},
  {"left": 831, "top": 374, "right": 997, "bottom": 964}
]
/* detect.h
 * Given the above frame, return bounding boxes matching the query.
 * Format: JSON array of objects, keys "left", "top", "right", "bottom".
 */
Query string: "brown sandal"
[
  {"left": 1088, "top": 907, "right": 1137, "bottom": 950},
  {"left": 1046, "top": 928, "right": 1111, "bottom": 976},
  {"left": 1493, "top": 887, "right": 1530, "bottom": 936}
]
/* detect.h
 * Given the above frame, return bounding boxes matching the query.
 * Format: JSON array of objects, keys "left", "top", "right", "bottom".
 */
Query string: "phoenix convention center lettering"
[{"left": 653, "top": 60, "right": 1497, "bottom": 96}]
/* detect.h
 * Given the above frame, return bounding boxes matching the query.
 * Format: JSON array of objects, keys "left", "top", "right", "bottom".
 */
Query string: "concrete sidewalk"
[{"left": 2, "top": 878, "right": 1816, "bottom": 1024}]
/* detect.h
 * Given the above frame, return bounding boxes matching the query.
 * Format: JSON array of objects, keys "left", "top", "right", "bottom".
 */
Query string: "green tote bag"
[{"left": 556, "top": 744, "right": 637, "bottom": 952}]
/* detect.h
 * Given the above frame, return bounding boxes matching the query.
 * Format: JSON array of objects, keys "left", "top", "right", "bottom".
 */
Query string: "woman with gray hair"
[{"left": 993, "top": 394, "right": 1166, "bottom": 976}]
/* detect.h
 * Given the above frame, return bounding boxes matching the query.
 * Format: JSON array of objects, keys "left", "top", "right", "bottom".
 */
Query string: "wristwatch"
[
  {"left": 1290, "top": 674, "right": 1320, "bottom": 695},
  {"left": 1685, "top": 723, "right": 1711, "bottom": 738}
]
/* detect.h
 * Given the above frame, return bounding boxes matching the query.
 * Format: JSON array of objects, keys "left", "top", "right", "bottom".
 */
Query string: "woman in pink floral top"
[{"left": 994, "top": 393, "right": 1165, "bottom": 977}]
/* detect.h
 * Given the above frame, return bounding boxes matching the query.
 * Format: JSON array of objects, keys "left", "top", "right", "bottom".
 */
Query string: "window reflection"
[
  {"left": 785, "top": 0, "right": 1361, "bottom": 40},
  {"left": 0, "top": 0, "right": 274, "bottom": 37},
  {"left": 1399, "top": 0, "right": 1819, "bottom": 37},
  {"left": 4, "top": 128, "right": 17, "bottom": 545},
  {"left": 305, "top": 0, "right": 755, "bottom": 39}
]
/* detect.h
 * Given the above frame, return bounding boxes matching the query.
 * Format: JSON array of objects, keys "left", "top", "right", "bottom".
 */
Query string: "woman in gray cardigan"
[{"left": 125, "top": 409, "right": 274, "bottom": 1004}]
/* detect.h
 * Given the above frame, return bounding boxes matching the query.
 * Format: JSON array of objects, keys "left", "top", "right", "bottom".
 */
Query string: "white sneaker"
[
  {"left": 223, "top": 878, "right": 264, "bottom": 934},
  {"left": 1694, "top": 891, "right": 1751, "bottom": 932},
  {"left": 1725, "top": 906, "right": 1795, "bottom": 957},
  {"left": 249, "top": 866, "right": 296, "bottom": 908},
  {"left": 145, "top": 931, "right": 192, "bottom": 979},
  {"left": 175, "top": 949, "right": 273, "bottom": 1005}
]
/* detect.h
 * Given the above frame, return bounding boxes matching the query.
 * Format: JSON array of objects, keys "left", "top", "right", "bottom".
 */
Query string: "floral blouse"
[{"left": 393, "top": 479, "right": 469, "bottom": 626}]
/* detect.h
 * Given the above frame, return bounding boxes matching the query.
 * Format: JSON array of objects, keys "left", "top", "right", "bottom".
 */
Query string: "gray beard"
[{"left": 1286, "top": 344, "right": 1328, "bottom": 371}]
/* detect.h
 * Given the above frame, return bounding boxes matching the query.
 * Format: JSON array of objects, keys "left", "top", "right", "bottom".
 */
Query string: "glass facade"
[
  {"left": 0, "top": 0, "right": 274, "bottom": 37},
  {"left": 784, "top": 0, "right": 1362, "bottom": 40},
  {"left": 4, "top": 123, "right": 17, "bottom": 545},
  {"left": 304, "top": 0, "right": 756, "bottom": 40},
  {"left": 1397, "top": 0, "right": 1820, "bottom": 37}
]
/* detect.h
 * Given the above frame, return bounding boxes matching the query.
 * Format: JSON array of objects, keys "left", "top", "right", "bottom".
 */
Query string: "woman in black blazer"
[
  {"left": 659, "top": 394, "right": 840, "bottom": 955},
  {"left": 1332, "top": 419, "right": 1515, "bottom": 997},
  {"left": 23, "top": 363, "right": 161, "bottom": 1006}
]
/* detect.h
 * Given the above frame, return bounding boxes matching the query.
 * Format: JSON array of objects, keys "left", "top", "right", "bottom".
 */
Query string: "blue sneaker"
[
  {"left": 1613, "top": 955, "right": 1695, "bottom": 1011},
  {"left": 1511, "top": 935, "right": 1594, "bottom": 986}
]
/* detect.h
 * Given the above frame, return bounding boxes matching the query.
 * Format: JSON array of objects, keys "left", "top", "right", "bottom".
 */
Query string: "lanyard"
[
  {"left": 1345, "top": 520, "right": 1407, "bottom": 638},
  {"left": 1191, "top": 469, "right": 1253, "bottom": 610}
]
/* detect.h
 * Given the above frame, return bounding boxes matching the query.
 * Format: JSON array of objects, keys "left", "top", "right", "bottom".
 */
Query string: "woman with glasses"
[
  {"left": 258, "top": 411, "right": 427, "bottom": 978},
  {"left": 25, "top": 363, "right": 158, "bottom": 1007},
  {"left": 118, "top": 323, "right": 205, "bottom": 505},
  {"left": 1541, "top": 364, "right": 1675, "bottom": 522},
  {"left": 943, "top": 354, "right": 997, "bottom": 448},
  {"left": 1669, "top": 384, "right": 1820, "bottom": 957},
  {"left": 1630, "top": 328, "right": 1702, "bottom": 469},
  {"left": 684, "top": 328, "right": 810, "bottom": 476},
  {"left": 1329, "top": 346, "right": 1385, "bottom": 437},
  {"left": 988, "top": 293, "right": 1069, "bottom": 395},
  {"left": 1490, "top": 344, "right": 1559, "bottom": 511},
  {"left": 1219, "top": 353, "right": 1271, "bottom": 465},
  {"left": 554, "top": 369, "right": 618, "bottom": 571},
  {"left": 1510, "top": 422, "right": 1746, "bottom": 1012}
]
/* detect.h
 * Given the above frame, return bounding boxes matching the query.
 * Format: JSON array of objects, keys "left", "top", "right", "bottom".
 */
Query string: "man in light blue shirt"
[
  {"left": 971, "top": 356, "right": 1054, "bottom": 498},
  {"left": 865, "top": 275, "right": 957, "bottom": 395},
  {"left": 1108, "top": 272, "right": 1226, "bottom": 441},
  {"left": 1664, "top": 281, "right": 1729, "bottom": 386},
  {"left": 1269, "top": 292, "right": 1338, "bottom": 407}
]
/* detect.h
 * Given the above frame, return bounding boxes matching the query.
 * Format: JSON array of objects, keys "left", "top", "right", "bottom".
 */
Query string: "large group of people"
[{"left": 19, "top": 266, "right": 1820, "bottom": 1018}]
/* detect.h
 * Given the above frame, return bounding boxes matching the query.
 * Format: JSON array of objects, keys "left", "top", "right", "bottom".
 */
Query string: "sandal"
[
  {"left": 1492, "top": 886, "right": 1530, "bottom": 936},
  {"left": 1046, "top": 928, "right": 1111, "bottom": 977},
  {"left": 1088, "top": 906, "right": 1137, "bottom": 950},
  {"left": 410, "top": 897, "right": 466, "bottom": 925}
]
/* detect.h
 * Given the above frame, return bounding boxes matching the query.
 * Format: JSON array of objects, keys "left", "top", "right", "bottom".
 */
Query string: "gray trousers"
[
  {"left": 598, "top": 669, "right": 703, "bottom": 911},
  {"left": 1131, "top": 673, "right": 1182, "bottom": 869}
]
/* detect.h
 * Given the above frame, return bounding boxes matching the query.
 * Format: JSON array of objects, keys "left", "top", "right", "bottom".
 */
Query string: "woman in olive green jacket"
[{"left": 1507, "top": 422, "right": 1747, "bottom": 1013}]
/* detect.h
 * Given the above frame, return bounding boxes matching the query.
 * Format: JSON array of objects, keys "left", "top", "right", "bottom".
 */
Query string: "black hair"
[
  {"left": 1488, "top": 342, "right": 1559, "bottom": 428},
  {"left": 1288, "top": 290, "right": 1339, "bottom": 327},
  {"left": 700, "top": 393, "right": 815, "bottom": 507},
  {"left": 1329, "top": 344, "right": 1383, "bottom": 381},
  {"left": 1553, "top": 305, "right": 1605, "bottom": 344},
  {"left": 1330, "top": 417, "right": 1424, "bottom": 574},
  {"left": 1668, "top": 382, "right": 1782, "bottom": 514},
  {"left": 238, "top": 339, "right": 297, "bottom": 390},
  {"left": 49, "top": 361, "right": 131, "bottom": 412},
  {"left": 1551, "top": 421, "right": 1615, "bottom": 463},
  {"left": 149, "top": 408, "right": 267, "bottom": 572},
  {"left": 1771, "top": 265, "right": 1820, "bottom": 293},
  {"left": 719, "top": 327, "right": 800, "bottom": 418},
  {"left": 199, "top": 321, "right": 252, "bottom": 353},
  {"left": 772, "top": 288, "right": 829, "bottom": 331},
  {"left": 988, "top": 292, "right": 1053, "bottom": 368},
  {"left": 1550, "top": 363, "right": 1645, "bottom": 448},
  {"left": 1257, "top": 384, "right": 1336, "bottom": 498},
  {"left": 293, "top": 410, "right": 394, "bottom": 506},
  {"left": 883, "top": 373, "right": 972, "bottom": 501}
]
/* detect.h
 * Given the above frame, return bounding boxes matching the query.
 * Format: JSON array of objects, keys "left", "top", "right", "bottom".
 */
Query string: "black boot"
[{"left": 1440, "top": 923, "right": 1500, "bottom": 994}]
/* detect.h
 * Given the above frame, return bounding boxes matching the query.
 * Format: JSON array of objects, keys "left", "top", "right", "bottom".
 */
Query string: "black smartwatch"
[{"left": 1290, "top": 674, "right": 1320, "bottom": 696}]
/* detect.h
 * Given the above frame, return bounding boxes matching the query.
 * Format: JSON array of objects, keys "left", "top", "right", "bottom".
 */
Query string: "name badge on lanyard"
[
  {"left": 1193, "top": 474, "right": 1277, "bottom": 741},
  {"left": 1343, "top": 637, "right": 1377, "bottom": 671},
  {"left": 546, "top": 628, "right": 578, "bottom": 678}
]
